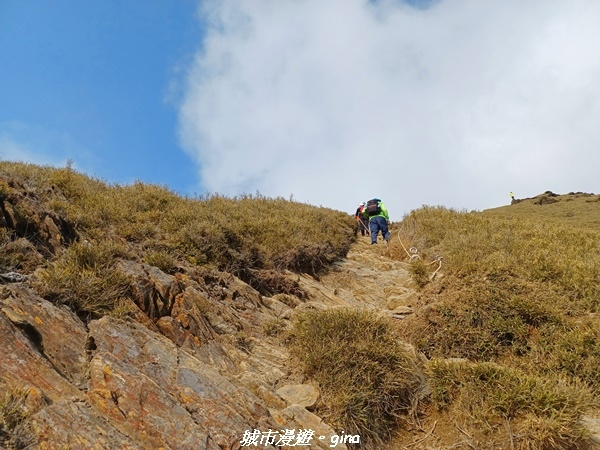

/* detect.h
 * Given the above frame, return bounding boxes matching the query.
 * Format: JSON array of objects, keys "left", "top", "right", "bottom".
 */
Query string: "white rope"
[
  {"left": 398, "top": 231, "right": 414, "bottom": 259},
  {"left": 397, "top": 231, "right": 443, "bottom": 280},
  {"left": 429, "top": 257, "right": 443, "bottom": 280}
]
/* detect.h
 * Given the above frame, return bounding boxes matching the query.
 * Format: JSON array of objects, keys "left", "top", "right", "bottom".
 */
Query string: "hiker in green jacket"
[{"left": 364, "top": 198, "right": 390, "bottom": 245}]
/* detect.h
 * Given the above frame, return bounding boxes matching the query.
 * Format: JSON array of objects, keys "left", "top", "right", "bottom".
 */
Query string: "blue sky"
[
  {"left": 0, "top": 1, "right": 200, "bottom": 193},
  {"left": 2, "top": 1, "right": 599, "bottom": 218}
]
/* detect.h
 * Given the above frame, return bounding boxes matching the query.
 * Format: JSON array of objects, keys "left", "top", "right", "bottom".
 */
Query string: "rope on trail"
[
  {"left": 397, "top": 231, "right": 443, "bottom": 280},
  {"left": 429, "top": 256, "right": 443, "bottom": 281},
  {"left": 398, "top": 231, "right": 420, "bottom": 261}
]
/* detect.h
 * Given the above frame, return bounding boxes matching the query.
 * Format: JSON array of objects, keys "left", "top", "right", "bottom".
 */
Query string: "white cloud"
[{"left": 179, "top": 0, "right": 600, "bottom": 218}]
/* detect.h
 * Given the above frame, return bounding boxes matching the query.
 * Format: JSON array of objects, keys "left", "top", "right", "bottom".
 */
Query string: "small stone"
[{"left": 276, "top": 384, "right": 320, "bottom": 408}]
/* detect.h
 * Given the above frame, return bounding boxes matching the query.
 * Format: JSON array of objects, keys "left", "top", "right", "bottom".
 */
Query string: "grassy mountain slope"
[
  {"left": 2, "top": 161, "right": 599, "bottom": 449},
  {"left": 390, "top": 194, "right": 600, "bottom": 448},
  {"left": 484, "top": 191, "right": 600, "bottom": 231},
  {"left": 0, "top": 161, "right": 355, "bottom": 311}
]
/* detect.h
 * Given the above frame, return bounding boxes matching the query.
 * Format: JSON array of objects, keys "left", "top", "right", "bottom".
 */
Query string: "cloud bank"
[{"left": 179, "top": 0, "right": 600, "bottom": 217}]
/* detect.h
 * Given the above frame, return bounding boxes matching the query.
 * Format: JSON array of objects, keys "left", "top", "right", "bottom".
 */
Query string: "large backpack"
[{"left": 365, "top": 199, "right": 381, "bottom": 216}]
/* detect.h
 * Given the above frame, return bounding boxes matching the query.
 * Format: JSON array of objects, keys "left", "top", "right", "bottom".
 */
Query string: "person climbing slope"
[
  {"left": 354, "top": 202, "right": 370, "bottom": 236},
  {"left": 364, "top": 198, "right": 390, "bottom": 245}
]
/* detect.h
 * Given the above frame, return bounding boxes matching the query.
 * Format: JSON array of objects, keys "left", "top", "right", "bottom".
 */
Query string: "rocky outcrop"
[
  {"left": 0, "top": 179, "right": 77, "bottom": 259},
  {"left": 0, "top": 252, "right": 365, "bottom": 449}
]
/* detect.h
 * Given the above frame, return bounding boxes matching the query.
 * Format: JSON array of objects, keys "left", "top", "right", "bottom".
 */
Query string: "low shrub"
[
  {"left": 261, "top": 318, "right": 287, "bottom": 336},
  {"left": 288, "top": 308, "right": 427, "bottom": 449},
  {"left": 0, "top": 163, "right": 356, "bottom": 291},
  {"left": 0, "top": 387, "right": 35, "bottom": 449},
  {"left": 407, "top": 276, "right": 564, "bottom": 361},
  {"left": 245, "top": 269, "right": 307, "bottom": 298},
  {"left": 397, "top": 206, "right": 600, "bottom": 391},
  {"left": 429, "top": 359, "right": 596, "bottom": 449},
  {"left": 144, "top": 250, "right": 178, "bottom": 274},
  {"left": 32, "top": 240, "right": 132, "bottom": 319},
  {"left": 407, "top": 258, "right": 429, "bottom": 288}
]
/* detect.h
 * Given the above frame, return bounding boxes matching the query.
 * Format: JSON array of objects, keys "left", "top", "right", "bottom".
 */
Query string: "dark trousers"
[
  {"left": 357, "top": 218, "right": 370, "bottom": 235},
  {"left": 369, "top": 216, "right": 389, "bottom": 244}
]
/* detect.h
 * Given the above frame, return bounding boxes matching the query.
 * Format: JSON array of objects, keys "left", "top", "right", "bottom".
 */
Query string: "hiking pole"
[{"left": 358, "top": 219, "right": 370, "bottom": 235}]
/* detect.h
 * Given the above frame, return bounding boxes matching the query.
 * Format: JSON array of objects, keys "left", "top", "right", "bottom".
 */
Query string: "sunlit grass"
[
  {"left": 393, "top": 204, "right": 600, "bottom": 447},
  {"left": 484, "top": 191, "right": 600, "bottom": 231},
  {"left": 429, "top": 359, "right": 595, "bottom": 449},
  {"left": 4, "top": 161, "right": 599, "bottom": 448},
  {"left": 288, "top": 308, "right": 427, "bottom": 449},
  {"left": 0, "top": 160, "right": 355, "bottom": 304}
]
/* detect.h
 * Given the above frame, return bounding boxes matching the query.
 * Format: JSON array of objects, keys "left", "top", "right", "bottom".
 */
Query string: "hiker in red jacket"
[{"left": 354, "top": 202, "right": 369, "bottom": 236}]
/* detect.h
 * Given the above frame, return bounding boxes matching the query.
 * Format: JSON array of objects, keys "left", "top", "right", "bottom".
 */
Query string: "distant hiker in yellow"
[
  {"left": 364, "top": 198, "right": 390, "bottom": 245},
  {"left": 510, "top": 192, "right": 515, "bottom": 201},
  {"left": 354, "top": 202, "right": 369, "bottom": 236}
]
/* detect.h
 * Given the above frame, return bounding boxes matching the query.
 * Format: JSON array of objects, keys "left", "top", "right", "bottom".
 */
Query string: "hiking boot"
[{"left": 371, "top": 242, "right": 377, "bottom": 245}]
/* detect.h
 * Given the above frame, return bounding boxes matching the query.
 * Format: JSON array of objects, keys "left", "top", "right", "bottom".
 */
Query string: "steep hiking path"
[
  {"left": 287, "top": 236, "right": 438, "bottom": 448},
  {"left": 295, "top": 236, "right": 418, "bottom": 316},
  {"left": 289, "top": 236, "right": 600, "bottom": 449}
]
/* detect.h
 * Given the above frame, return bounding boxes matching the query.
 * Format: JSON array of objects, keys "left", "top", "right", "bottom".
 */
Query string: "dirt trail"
[{"left": 295, "top": 236, "right": 418, "bottom": 315}]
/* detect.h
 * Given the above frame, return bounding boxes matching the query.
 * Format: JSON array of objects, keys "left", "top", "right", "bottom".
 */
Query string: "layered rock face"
[{"left": 1, "top": 264, "right": 345, "bottom": 450}]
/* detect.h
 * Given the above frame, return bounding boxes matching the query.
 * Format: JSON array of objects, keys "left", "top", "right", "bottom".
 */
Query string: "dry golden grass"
[
  {"left": 429, "top": 359, "right": 596, "bottom": 449},
  {"left": 393, "top": 203, "right": 600, "bottom": 448},
  {"left": 4, "top": 162, "right": 599, "bottom": 448},
  {"left": 0, "top": 161, "right": 355, "bottom": 309},
  {"left": 0, "top": 387, "right": 35, "bottom": 449},
  {"left": 396, "top": 205, "right": 599, "bottom": 311},
  {"left": 484, "top": 191, "right": 600, "bottom": 232},
  {"left": 31, "top": 239, "right": 133, "bottom": 319},
  {"left": 288, "top": 308, "right": 427, "bottom": 449}
]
